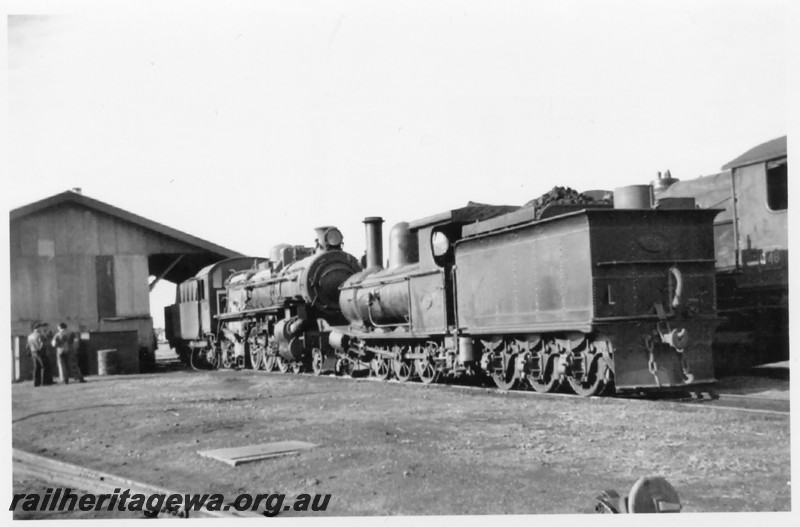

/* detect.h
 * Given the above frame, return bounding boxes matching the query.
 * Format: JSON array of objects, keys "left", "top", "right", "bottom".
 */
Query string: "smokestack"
[{"left": 363, "top": 217, "right": 384, "bottom": 270}]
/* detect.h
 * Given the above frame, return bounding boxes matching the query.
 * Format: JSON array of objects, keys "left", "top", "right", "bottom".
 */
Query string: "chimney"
[{"left": 363, "top": 217, "right": 384, "bottom": 270}]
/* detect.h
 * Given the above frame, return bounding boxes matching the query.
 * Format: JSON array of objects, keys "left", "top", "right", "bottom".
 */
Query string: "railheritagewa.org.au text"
[{"left": 10, "top": 488, "right": 331, "bottom": 517}]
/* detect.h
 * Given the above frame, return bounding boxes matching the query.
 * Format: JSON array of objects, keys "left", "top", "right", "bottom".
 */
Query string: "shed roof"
[
  {"left": 10, "top": 190, "right": 244, "bottom": 283},
  {"left": 721, "top": 135, "right": 787, "bottom": 170}
]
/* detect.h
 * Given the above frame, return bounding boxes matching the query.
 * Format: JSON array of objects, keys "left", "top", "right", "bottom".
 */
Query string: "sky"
[{"left": 3, "top": 0, "right": 793, "bottom": 323}]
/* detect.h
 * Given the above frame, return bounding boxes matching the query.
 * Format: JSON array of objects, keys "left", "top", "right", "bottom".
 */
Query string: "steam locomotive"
[
  {"left": 654, "top": 136, "right": 788, "bottom": 371},
  {"left": 164, "top": 256, "right": 269, "bottom": 365},
  {"left": 165, "top": 227, "right": 361, "bottom": 372},
  {"left": 330, "top": 187, "right": 721, "bottom": 396},
  {"left": 166, "top": 186, "right": 721, "bottom": 396}
]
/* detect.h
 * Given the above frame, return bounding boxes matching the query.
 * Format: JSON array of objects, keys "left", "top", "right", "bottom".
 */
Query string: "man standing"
[
  {"left": 26, "top": 322, "right": 54, "bottom": 387},
  {"left": 52, "top": 322, "right": 86, "bottom": 384}
]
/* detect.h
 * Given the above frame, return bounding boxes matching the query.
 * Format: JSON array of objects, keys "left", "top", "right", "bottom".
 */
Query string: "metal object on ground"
[
  {"left": 198, "top": 441, "right": 318, "bottom": 467},
  {"left": 595, "top": 476, "right": 681, "bottom": 513}
]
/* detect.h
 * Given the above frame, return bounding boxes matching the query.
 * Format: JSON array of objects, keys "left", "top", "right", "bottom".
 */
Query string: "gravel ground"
[
  {"left": 714, "top": 364, "right": 790, "bottom": 400},
  {"left": 10, "top": 366, "right": 791, "bottom": 517}
]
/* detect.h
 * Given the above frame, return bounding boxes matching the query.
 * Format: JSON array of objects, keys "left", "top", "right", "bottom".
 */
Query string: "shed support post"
[{"left": 149, "top": 255, "right": 184, "bottom": 291}]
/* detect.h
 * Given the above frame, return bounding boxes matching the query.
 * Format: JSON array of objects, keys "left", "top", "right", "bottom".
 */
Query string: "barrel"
[{"left": 97, "top": 349, "right": 118, "bottom": 376}]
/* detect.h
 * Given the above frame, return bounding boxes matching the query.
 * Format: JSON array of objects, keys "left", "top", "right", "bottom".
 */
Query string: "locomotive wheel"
[
  {"left": 490, "top": 354, "right": 518, "bottom": 391},
  {"left": 248, "top": 328, "right": 266, "bottom": 371},
  {"left": 491, "top": 371, "right": 518, "bottom": 391},
  {"left": 190, "top": 347, "right": 218, "bottom": 371},
  {"left": 263, "top": 354, "right": 277, "bottom": 372},
  {"left": 334, "top": 358, "right": 346, "bottom": 376},
  {"left": 338, "top": 358, "right": 356, "bottom": 377},
  {"left": 219, "top": 340, "right": 234, "bottom": 369},
  {"left": 352, "top": 360, "right": 371, "bottom": 378},
  {"left": 393, "top": 359, "right": 414, "bottom": 382},
  {"left": 250, "top": 346, "right": 265, "bottom": 371},
  {"left": 291, "top": 361, "right": 305, "bottom": 374},
  {"left": 527, "top": 354, "right": 560, "bottom": 393},
  {"left": 311, "top": 348, "right": 324, "bottom": 376},
  {"left": 568, "top": 357, "right": 608, "bottom": 397},
  {"left": 528, "top": 373, "right": 560, "bottom": 393},
  {"left": 371, "top": 358, "right": 392, "bottom": 381},
  {"left": 276, "top": 356, "right": 290, "bottom": 374},
  {"left": 220, "top": 353, "right": 233, "bottom": 370},
  {"left": 415, "top": 360, "right": 440, "bottom": 385}
]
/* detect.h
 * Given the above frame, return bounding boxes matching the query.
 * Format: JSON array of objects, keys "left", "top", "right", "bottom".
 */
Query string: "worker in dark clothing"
[
  {"left": 52, "top": 322, "right": 86, "bottom": 384},
  {"left": 26, "top": 322, "right": 54, "bottom": 387}
]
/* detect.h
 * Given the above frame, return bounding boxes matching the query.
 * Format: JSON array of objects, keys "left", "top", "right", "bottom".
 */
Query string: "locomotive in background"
[
  {"left": 331, "top": 187, "right": 721, "bottom": 396},
  {"left": 164, "top": 227, "right": 361, "bottom": 371},
  {"left": 215, "top": 227, "right": 360, "bottom": 373},
  {"left": 164, "top": 256, "right": 269, "bottom": 365},
  {"left": 654, "top": 136, "right": 788, "bottom": 371}
]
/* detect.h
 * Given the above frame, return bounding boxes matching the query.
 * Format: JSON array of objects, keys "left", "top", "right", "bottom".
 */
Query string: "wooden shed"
[{"left": 9, "top": 189, "right": 243, "bottom": 378}]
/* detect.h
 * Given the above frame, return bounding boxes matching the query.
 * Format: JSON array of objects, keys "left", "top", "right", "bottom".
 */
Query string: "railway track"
[
  {"left": 245, "top": 368, "right": 790, "bottom": 417},
  {"left": 667, "top": 393, "right": 790, "bottom": 416}
]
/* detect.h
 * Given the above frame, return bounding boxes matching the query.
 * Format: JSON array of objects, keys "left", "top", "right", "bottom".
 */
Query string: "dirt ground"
[
  {"left": 713, "top": 363, "right": 790, "bottom": 400},
  {"left": 10, "top": 364, "right": 791, "bottom": 518}
]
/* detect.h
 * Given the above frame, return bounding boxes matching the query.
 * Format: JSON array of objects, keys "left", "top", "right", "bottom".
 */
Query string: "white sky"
[{"left": 2, "top": 0, "right": 794, "bottom": 323}]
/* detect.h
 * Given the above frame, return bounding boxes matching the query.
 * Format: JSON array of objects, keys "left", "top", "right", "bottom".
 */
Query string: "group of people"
[{"left": 26, "top": 322, "right": 86, "bottom": 386}]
